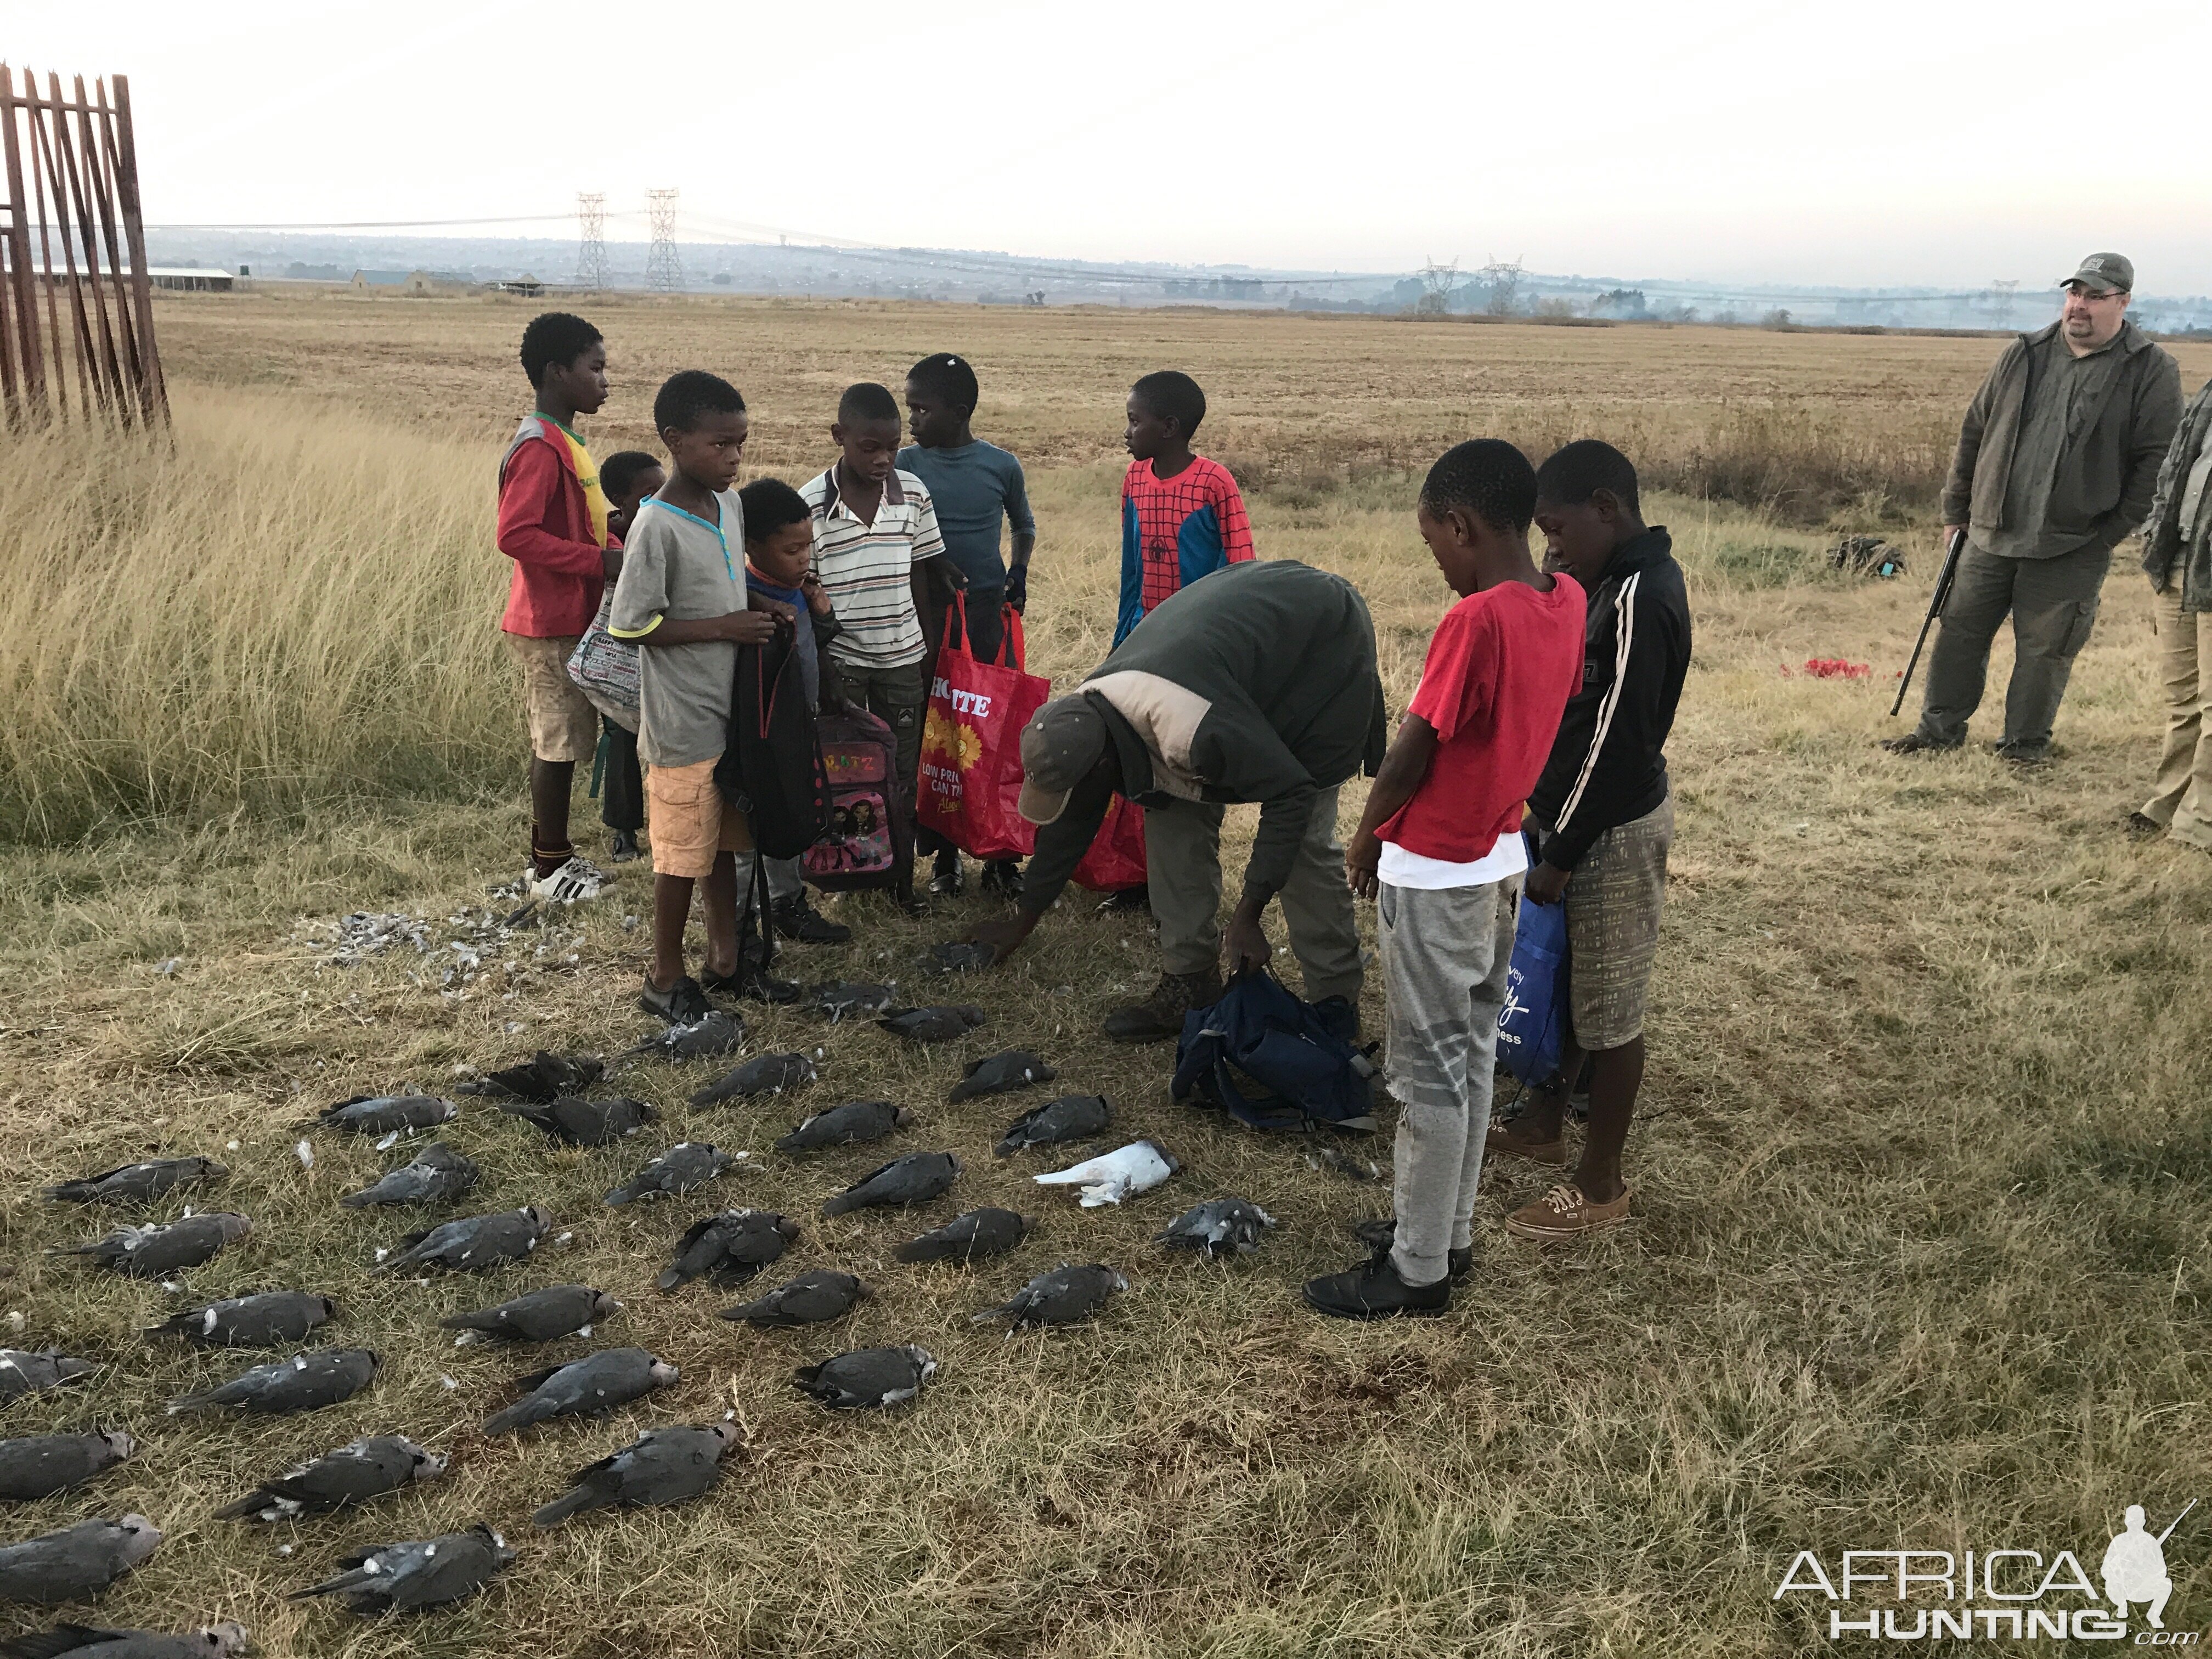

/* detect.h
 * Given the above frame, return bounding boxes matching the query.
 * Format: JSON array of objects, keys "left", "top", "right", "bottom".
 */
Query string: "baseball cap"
[
  {"left": 2061, "top": 252, "right": 2133, "bottom": 294},
  {"left": 1017, "top": 696, "right": 1108, "bottom": 825}
]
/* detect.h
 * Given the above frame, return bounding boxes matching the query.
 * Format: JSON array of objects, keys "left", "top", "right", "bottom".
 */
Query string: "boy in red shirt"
[
  {"left": 1305, "top": 439, "right": 1585, "bottom": 1320},
  {"left": 496, "top": 311, "right": 618, "bottom": 901},
  {"left": 1116, "top": 370, "right": 1254, "bottom": 645}
]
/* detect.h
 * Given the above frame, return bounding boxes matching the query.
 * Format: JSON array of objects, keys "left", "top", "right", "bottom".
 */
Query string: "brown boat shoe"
[
  {"left": 1503, "top": 1182, "right": 1633, "bottom": 1241},
  {"left": 1484, "top": 1118, "right": 1567, "bottom": 1166}
]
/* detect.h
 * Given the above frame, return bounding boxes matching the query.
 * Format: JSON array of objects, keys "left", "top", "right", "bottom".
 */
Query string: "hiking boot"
[
  {"left": 638, "top": 974, "right": 712, "bottom": 1025},
  {"left": 2126, "top": 810, "right": 2165, "bottom": 839},
  {"left": 1313, "top": 995, "right": 1361, "bottom": 1045},
  {"left": 532, "top": 854, "right": 611, "bottom": 903},
  {"left": 1878, "top": 732, "right": 1960, "bottom": 755},
  {"left": 1102, "top": 968, "right": 1223, "bottom": 1044},
  {"left": 1484, "top": 1119, "right": 1567, "bottom": 1165},
  {"left": 703, "top": 963, "right": 802, "bottom": 1005},
  {"left": 1302, "top": 1250, "right": 1451, "bottom": 1321},
  {"left": 1348, "top": 1217, "right": 1472, "bottom": 1280},
  {"left": 980, "top": 858, "right": 1022, "bottom": 896},
  {"left": 772, "top": 893, "right": 851, "bottom": 945},
  {"left": 1994, "top": 740, "right": 2053, "bottom": 767},
  {"left": 1502, "top": 1181, "right": 1634, "bottom": 1242}
]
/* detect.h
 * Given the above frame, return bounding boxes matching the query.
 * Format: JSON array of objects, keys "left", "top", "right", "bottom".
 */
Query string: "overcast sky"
[{"left": 16, "top": 0, "right": 2212, "bottom": 290}]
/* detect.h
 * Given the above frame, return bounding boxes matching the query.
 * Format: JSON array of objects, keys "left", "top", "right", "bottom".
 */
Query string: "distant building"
[
  {"left": 487, "top": 275, "right": 543, "bottom": 296},
  {"left": 349, "top": 269, "right": 468, "bottom": 295}
]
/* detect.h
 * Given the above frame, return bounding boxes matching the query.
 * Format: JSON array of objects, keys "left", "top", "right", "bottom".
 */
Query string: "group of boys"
[{"left": 494, "top": 308, "right": 1691, "bottom": 1319}]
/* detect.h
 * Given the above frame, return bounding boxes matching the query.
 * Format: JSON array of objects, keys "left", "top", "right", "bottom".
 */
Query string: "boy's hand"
[
  {"left": 1524, "top": 861, "right": 1571, "bottom": 905},
  {"left": 721, "top": 610, "right": 780, "bottom": 646},
  {"left": 1004, "top": 565, "right": 1028, "bottom": 613},
  {"left": 800, "top": 573, "right": 836, "bottom": 617},
  {"left": 601, "top": 547, "right": 623, "bottom": 578},
  {"left": 1344, "top": 831, "right": 1381, "bottom": 900}
]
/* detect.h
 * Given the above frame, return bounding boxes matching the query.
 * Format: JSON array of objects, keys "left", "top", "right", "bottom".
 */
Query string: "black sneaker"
[
  {"left": 1302, "top": 1251, "right": 1452, "bottom": 1321},
  {"left": 1348, "top": 1218, "right": 1473, "bottom": 1280},
  {"left": 1098, "top": 885, "right": 1151, "bottom": 913},
  {"left": 638, "top": 974, "right": 712, "bottom": 1025},
  {"left": 1878, "top": 732, "right": 1961, "bottom": 755},
  {"left": 929, "top": 851, "right": 966, "bottom": 898},
  {"left": 703, "top": 963, "right": 802, "bottom": 1005},
  {"left": 608, "top": 830, "right": 641, "bottom": 864},
  {"left": 980, "top": 858, "right": 1022, "bottom": 896},
  {"left": 771, "top": 893, "right": 851, "bottom": 945}
]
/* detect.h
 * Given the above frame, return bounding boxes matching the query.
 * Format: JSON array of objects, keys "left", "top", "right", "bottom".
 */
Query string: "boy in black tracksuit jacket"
[{"left": 1488, "top": 441, "right": 1691, "bottom": 1242}]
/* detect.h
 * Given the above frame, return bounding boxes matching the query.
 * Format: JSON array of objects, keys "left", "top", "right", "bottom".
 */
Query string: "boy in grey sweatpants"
[{"left": 1305, "top": 439, "right": 1587, "bottom": 1320}]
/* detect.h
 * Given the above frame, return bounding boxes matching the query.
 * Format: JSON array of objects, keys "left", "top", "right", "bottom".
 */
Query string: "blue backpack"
[{"left": 1172, "top": 969, "right": 1379, "bottom": 1132}]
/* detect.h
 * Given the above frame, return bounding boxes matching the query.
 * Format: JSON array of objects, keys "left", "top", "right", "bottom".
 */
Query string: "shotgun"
[{"left": 1890, "top": 527, "right": 1968, "bottom": 718}]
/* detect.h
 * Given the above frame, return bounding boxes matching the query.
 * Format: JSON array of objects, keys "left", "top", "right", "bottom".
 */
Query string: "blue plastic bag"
[{"left": 1496, "top": 881, "right": 1570, "bottom": 1087}]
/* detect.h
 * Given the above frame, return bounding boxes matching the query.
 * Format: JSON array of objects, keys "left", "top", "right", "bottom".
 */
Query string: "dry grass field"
[{"left": 0, "top": 292, "right": 2208, "bottom": 1657}]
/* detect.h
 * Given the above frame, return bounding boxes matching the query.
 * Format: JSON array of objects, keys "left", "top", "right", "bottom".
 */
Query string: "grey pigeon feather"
[
  {"left": 51, "top": 1214, "right": 250, "bottom": 1279},
  {"left": 994, "top": 1094, "right": 1112, "bottom": 1156},
  {"left": 0, "top": 1352, "right": 94, "bottom": 1402},
  {"left": 604, "top": 1143, "right": 740, "bottom": 1206},
  {"left": 373, "top": 1206, "right": 551, "bottom": 1274},
  {"left": 481, "top": 1348, "right": 676, "bottom": 1435},
  {"left": 793, "top": 1345, "right": 935, "bottom": 1409},
  {"left": 1157, "top": 1198, "right": 1277, "bottom": 1257},
  {"left": 689, "top": 1052, "right": 817, "bottom": 1108},
  {"left": 774, "top": 1101, "right": 911, "bottom": 1153},
  {"left": 874, "top": 1005, "right": 986, "bottom": 1043},
  {"left": 894, "top": 1208, "right": 1032, "bottom": 1265},
  {"left": 288, "top": 1524, "right": 513, "bottom": 1613},
  {"left": 809, "top": 981, "right": 896, "bottom": 1021},
  {"left": 144, "top": 1292, "right": 335, "bottom": 1350},
  {"left": 718, "top": 1269, "right": 865, "bottom": 1327},
  {"left": 0, "top": 1432, "right": 135, "bottom": 1502},
  {"left": 168, "top": 1349, "right": 377, "bottom": 1415},
  {"left": 340, "top": 1143, "right": 479, "bottom": 1208},
  {"left": 974, "top": 1263, "right": 1128, "bottom": 1329},
  {"left": 439, "top": 1285, "right": 618, "bottom": 1344},
  {"left": 42, "top": 1159, "right": 227, "bottom": 1205},
  {"left": 946, "top": 1051, "right": 1056, "bottom": 1103},
  {"left": 622, "top": 1009, "right": 746, "bottom": 1063},
  {"left": 494, "top": 1094, "right": 654, "bottom": 1146},
  {"left": 657, "top": 1210, "right": 797, "bottom": 1292},
  {"left": 0, "top": 1516, "right": 160, "bottom": 1604},
  {"left": 0, "top": 1618, "right": 247, "bottom": 1658},
  {"left": 459, "top": 1051, "right": 602, "bottom": 1102},
  {"left": 315, "top": 1095, "right": 456, "bottom": 1135},
  {"left": 819, "top": 1152, "right": 960, "bottom": 1217},
  {"left": 212, "top": 1435, "right": 444, "bottom": 1521},
  {"left": 530, "top": 1424, "right": 736, "bottom": 1527}
]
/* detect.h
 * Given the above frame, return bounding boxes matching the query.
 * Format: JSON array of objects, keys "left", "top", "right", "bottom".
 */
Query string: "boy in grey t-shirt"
[{"left": 607, "top": 371, "right": 778, "bottom": 1023}]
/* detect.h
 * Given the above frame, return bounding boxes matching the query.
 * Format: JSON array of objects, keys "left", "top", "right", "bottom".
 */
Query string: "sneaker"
[
  {"left": 702, "top": 963, "right": 802, "bottom": 1005},
  {"left": 771, "top": 893, "right": 851, "bottom": 945},
  {"left": 532, "top": 855, "right": 611, "bottom": 904},
  {"left": 980, "top": 858, "right": 1022, "bottom": 896},
  {"left": 1098, "top": 886, "right": 1152, "bottom": 914},
  {"left": 1878, "top": 733, "right": 1960, "bottom": 755},
  {"left": 1502, "top": 1182, "right": 1634, "bottom": 1242},
  {"left": 1102, "top": 967, "right": 1224, "bottom": 1044},
  {"left": 1302, "top": 1250, "right": 1451, "bottom": 1321},
  {"left": 608, "top": 830, "right": 641, "bottom": 864},
  {"left": 1484, "top": 1119, "right": 1567, "bottom": 1165},
  {"left": 638, "top": 974, "right": 712, "bottom": 1025},
  {"left": 1348, "top": 1218, "right": 1473, "bottom": 1280}
]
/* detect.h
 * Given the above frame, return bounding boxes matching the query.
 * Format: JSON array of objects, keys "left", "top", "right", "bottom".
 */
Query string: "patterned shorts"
[
  {"left": 506, "top": 633, "right": 599, "bottom": 764},
  {"left": 1556, "top": 795, "right": 1673, "bottom": 1051}
]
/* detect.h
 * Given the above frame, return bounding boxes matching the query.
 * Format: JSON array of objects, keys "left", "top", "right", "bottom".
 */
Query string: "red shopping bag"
[
  {"left": 1073, "top": 793, "right": 1147, "bottom": 891},
  {"left": 918, "top": 596, "right": 1051, "bottom": 861}
]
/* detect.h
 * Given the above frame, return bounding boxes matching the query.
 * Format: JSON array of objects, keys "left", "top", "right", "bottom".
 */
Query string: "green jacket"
[
  {"left": 1940, "top": 319, "right": 2183, "bottom": 558},
  {"left": 2141, "top": 377, "right": 2212, "bottom": 613}
]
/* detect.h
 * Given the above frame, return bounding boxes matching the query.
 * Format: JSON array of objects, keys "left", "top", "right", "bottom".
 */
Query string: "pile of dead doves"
[{"left": 0, "top": 974, "right": 1316, "bottom": 1648}]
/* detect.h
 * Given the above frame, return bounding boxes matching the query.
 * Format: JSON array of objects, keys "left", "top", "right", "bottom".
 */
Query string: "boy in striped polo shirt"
[
  {"left": 1117, "top": 370, "right": 1254, "bottom": 645},
  {"left": 802, "top": 382, "right": 950, "bottom": 843}
]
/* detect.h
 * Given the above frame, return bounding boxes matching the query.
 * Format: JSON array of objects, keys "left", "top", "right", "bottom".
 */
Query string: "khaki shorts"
[
  {"left": 506, "top": 634, "right": 600, "bottom": 764},
  {"left": 1555, "top": 795, "right": 1673, "bottom": 1051},
  {"left": 645, "top": 756, "right": 752, "bottom": 879}
]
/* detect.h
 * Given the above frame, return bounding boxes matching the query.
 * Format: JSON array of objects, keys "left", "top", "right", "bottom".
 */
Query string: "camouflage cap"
[
  {"left": 2061, "top": 252, "right": 2133, "bottom": 294},
  {"left": 1017, "top": 696, "right": 1108, "bottom": 826}
]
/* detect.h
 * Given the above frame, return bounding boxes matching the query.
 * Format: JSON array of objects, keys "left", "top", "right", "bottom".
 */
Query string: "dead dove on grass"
[
  {"left": 373, "top": 1206, "right": 551, "bottom": 1274},
  {"left": 0, "top": 1517, "right": 160, "bottom": 1604},
  {"left": 315, "top": 1096, "right": 456, "bottom": 1135},
  {"left": 1306, "top": 1143, "right": 1383, "bottom": 1182},
  {"left": 894, "top": 1209, "right": 1032, "bottom": 1265},
  {"left": 689, "top": 1052, "right": 817, "bottom": 1108},
  {"left": 1034, "top": 1140, "right": 1178, "bottom": 1207},
  {"left": 774, "top": 1101, "right": 911, "bottom": 1153},
  {"left": 42, "top": 1159, "right": 227, "bottom": 1205},
  {"left": 718, "top": 1269, "right": 865, "bottom": 1327},
  {"left": 168, "top": 1349, "right": 377, "bottom": 1415},
  {"left": 289, "top": 1524, "right": 513, "bottom": 1614},
  {"left": 604, "top": 1143, "right": 741, "bottom": 1206},
  {"left": 340, "top": 1144, "right": 479, "bottom": 1209},
  {"left": 494, "top": 1094, "right": 655, "bottom": 1146},
  {"left": 947, "top": 1051, "right": 1055, "bottom": 1103},
  {"left": 0, "top": 1433, "right": 134, "bottom": 1502},
  {"left": 1156, "top": 1198, "right": 1277, "bottom": 1257},
  {"left": 622, "top": 1010, "right": 745, "bottom": 1063},
  {"left": 144, "top": 1293, "right": 335, "bottom": 1350},
  {"left": 51, "top": 1214, "right": 251, "bottom": 1279},
  {"left": 212, "top": 1435, "right": 444, "bottom": 1521},
  {"left": 0, "top": 1352, "right": 94, "bottom": 1402},
  {"left": 791, "top": 1346, "right": 935, "bottom": 1410},
  {"left": 809, "top": 981, "right": 896, "bottom": 1021},
  {"left": 994, "top": 1094, "right": 1111, "bottom": 1156},
  {"left": 460, "top": 1051, "right": 603, "bottom": 1101},
  {"left": 0, "top": 1618, "right": 247, "bottom": 1657},
  {"left": 482, "top": 1348, "right": 676, "bottom": 1435},
  {"left": 819, "top": 1152, "right": 960, "bottom": 1217},
  {"left": 529, "top": 1424, "right": 737, "bottom": 1527},
  {"left": 439, "top": 1285, "right": 619, "bottom": 1345},
  {"left": 973, "top": 1263, "right": 1127, "bottom": 1329},
  {"left": 657, "top": 1211, "right": 798, "bottom": 1291},
  {"left": 925, "top": 940, "right": 994, "bottom": 974},
  {"left": 875, "top": 1005, "right": 986, "bottom": 1044}
]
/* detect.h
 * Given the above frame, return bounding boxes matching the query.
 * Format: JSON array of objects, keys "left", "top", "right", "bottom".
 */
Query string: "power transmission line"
[
  {"left": 574, "top": 193, "right": 607, "bottom": 290},
  {"left": 644, "top": 190, "right": 682, "bottom": 293}
]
